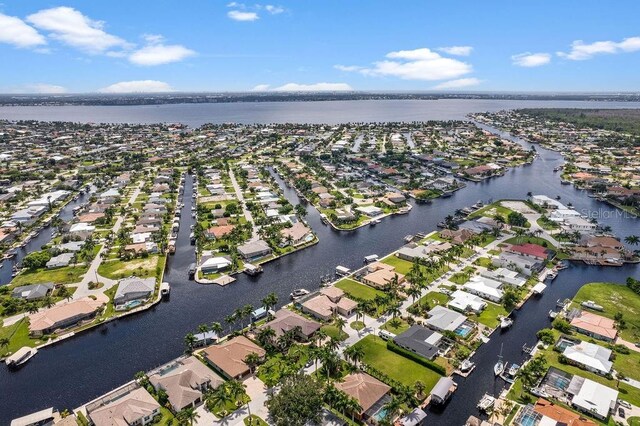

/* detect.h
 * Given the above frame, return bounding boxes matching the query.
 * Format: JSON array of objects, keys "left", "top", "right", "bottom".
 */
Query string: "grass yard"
[
  {"left": 572, "top": 282, "right": 640, "bottom": 342},
  {"left": 410, "top": 291, "right": 450, "bottom": 311},
  {"left": 474, "top": 257, "right": 494, "bottom": 268},
  {"left": 353, "top": 335, "right": 442, "bottom": 389},
  {"left": 98, "top": 255, "right": 160, "bottom": 280},
  {"left": 468, "top": 202, "right": 514, "bottom": 220},
  {"left": 321, "top": 325, "right": 349, "bottom": 341},
  {"left": 381, "top": 255, "right": 414, "bottom": 275},
  {"left": 244, "top": 415, "right": 268, "bottom": 426},
  {"left": 257, "top": 345, "right": 309, "bottom": 384},
  {"left": 504, "top": 236, "right": 556, "bottom": 250},
  {"left": 0, "top": 318, "right": 39, "bottom": 357},
  {"left": 470, "top": 302, "right": 508, "bottom": 328},
  {"left": 335, "top": 278, "right": 384, "bottom": 301},
  {"left": 11, "top": 266, "right": 87, "bottom": 287},
  {"left": 381, "top": 318, "right": 411, "bottom": 335}
]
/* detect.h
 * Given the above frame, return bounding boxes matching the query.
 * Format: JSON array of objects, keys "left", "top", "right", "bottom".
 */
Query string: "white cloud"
[
  {"left": 558, "top": 36, "right": 640, "bottom": 60},
  {"left": 98, "top": 80, "right": 173, "bottom": 93},
  {"left": 258, "top": 82, "right": 353, "bottom": 92},
  {"left": 437, "top": 46, "right": 473, "bottom": 56},
  {"left": 334, "top": 64, "right": 364, "bottom": 72},
  {"left": 129, "top": 43, "right": 195, "bottom": 66},
  {"left": 22, "top": 83, "right": 67, "bottom": 93},
  {"left": 0, "top": 13, "right": 46, "bottom": 48},
  {"left": 342, "top": 47, "right": 473, "bottom": 81},
  {"left": 433, "top": 78, "right": 481, "bottom": 89},
  {"left": 511, "top": 52, "right": 551, "bottom": 67},
  {"left": 265, "top": 5, "right": 284, "bottom": 14},
  {"left": 27, "top": 6, "right": 130, "bottom": 54},
  {"left": 228, "top": 10, "right": 259, "bottom": 21}
]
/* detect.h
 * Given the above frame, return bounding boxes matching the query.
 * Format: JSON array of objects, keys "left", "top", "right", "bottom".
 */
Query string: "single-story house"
[
  {"left": 563, "top": 341, "right": 613, "bottom": 375},
  {"left": 507, "top": 243, "right": 551, "bottom": 261},
  {"left": 570, "top": 311, "right": 618, "bottom": 342},
  {"left": 205, "top": 225, "right": 235, "bottom": 240},
  {"left": 480, "top": 268, "right": 527, "bottom": 288},
  {"left": 334, "top": 373, "right": 392, "bottom": 421},
  {"left": 426, "top": 306, "right": 467, "bottom": 332},
  {"left": 11, "top": 283, "right": 54, "bottom": 301},
  {"left": 300, "top": 287, "right": 358, "bottom": 321},
  {"left": 463, "top": 276, "right": 504, "bottom": 302},
  {"left": 448, "top": 290, "right": 486, "bottom": 314},
  {"left": 280, "top": 222, "right": 312, "bottom": 246},
  {"left": 237, "top": 240, "right": 272, "bottom": 260},
  {"left": 68, "top": 222, "right": 96, "bottom": 240},
  {"left": 492, "top": 252, "right": 543, "bottom": 276},
  {"left": 361, "top": 262, "right": 405, "bottom": 289},
  {"left": 532, "top": 398, "right": 596, "bottom": 426},
  {"left": 259, "top": 309, "right": 321, "bottom": 340},
  {"left": 568, "top": 376, "right": 618, "bottom": 420},
  {"left": 393, "top": 325, "right": 443, "bottom": 360},
  {"left": 200, "top": 256, "right": 232, "bottom": 274},
  {"left": 201, "top": 336, "right": 266, "bottom": 379},
  {"left": 29, "top": 297, "right": 105, "bottom": 336},
  {"left": 356, "top": 205, "right": 383, "bottom": 217},
  {"left": 114, "top": 277, "right": 156, "bottom": 310},
  {"left": 88, "top": 386, "right": 160, "bottom": 426},
  {"left": 46, "top": 252, "right": 74, "bottom": 269},
  {"left": 149, "top": 356, "right": 224, "bottom": 412}
]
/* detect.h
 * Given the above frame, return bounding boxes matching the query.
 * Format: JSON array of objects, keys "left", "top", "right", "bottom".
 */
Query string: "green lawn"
[
  {"left": 98, "top": 255, "right": 160, "bottom": 280},
  {"left": 321, "top": 325, "right": 348, "bottom": 341},
  {"left": 381, "top": 255, "right": 413, "bottom": 275},
  {"left": 410, "top": 291, "right": 450, "bottom": 311},
  {"left": 381, "top": 318, "right": 411, "bottom": 335},
  {"left": 474, "top": 257, "right": 494, "bottom": 268},
  {"left": 244, "top": 415, "right": 268, "bottom": 426},
  {"left": 504, "top": 236, "right": 556, "bottom": 250},
  {"left": 572, "top": 282, "right": 640, "bottom": 342},
  {"left": 11, "top": 266, "right": 87, "bottom": 286},
  {"left": 335, "top": 278, "right": 384, "bottom": 301},
  {"left": 257, "top": 345, "right": 309, "bottom": 384},
  {"left": 353, "top": 335, "right": 442, "bottom": 389},
  {"left": 0, "top": 318, "right": 39, "bottom": 357},
  {"left": 470, "top": 302, "right": 508, "bottom": 328},
  {"left": 468, "top": 202, "right": 514, "bottom": 220},
  {"left": 628, "top": 417, "right": 640, "bottom": 426}
]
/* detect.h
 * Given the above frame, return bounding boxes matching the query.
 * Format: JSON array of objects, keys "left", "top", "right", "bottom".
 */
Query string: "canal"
[{"left": 1, "top": 132, "right": 639, "bottom": 424}]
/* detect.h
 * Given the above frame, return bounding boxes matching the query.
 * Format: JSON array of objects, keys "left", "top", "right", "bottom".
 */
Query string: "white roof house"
[
  {"left": 200, "top": 256, "right": 232, "bottom": 273},
  {"left": 569, "top": 376, "right": 618, "bottom": 419},
  {"left": 448, "top": 290, "right": 487, "bottom": 314},
  {"left": 563, "top": 341, "right": 613, "bottom": 375},
  {"left": 531, "top": 195, "right": 566, "bottom": 209},
  {"left": 356, "top": 205, "right": 383, "bottom": 217},
  {"left": 463, "top": 276, "right": 504, "bottom": 302},
  {"left": 426, "top": 306, "right": 467, "bottom": 332}
]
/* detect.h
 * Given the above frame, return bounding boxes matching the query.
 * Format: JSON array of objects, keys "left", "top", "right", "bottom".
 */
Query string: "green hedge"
[{"left": 386, "top": 341, "right": 446, "bottom": 376}]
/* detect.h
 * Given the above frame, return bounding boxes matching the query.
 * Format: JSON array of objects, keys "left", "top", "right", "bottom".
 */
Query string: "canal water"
[
  {"left": 0, "top": 190, "right": 92, "bottom": 285},
  {"left": 0, "top": 127, "right": 639, "bottom": 424}
]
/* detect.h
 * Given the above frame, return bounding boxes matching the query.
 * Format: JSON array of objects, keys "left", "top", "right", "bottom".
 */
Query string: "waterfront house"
[
  {"left": 439, "top": 228, "right": 476, "bottom": 245},
  {"left": 68, "top": 222, "right": 95, "bottom": 240},
  {"left": 507, "top": 243, "right": 551, "bottom": 261},
  {"left": 567, "top": 376, "right": 618, "bottom": 420},
  {"left": 200, "top": 256, "right": 232, "bottom": 274},
  {"left": 479, "top": 268, "right": 527, "bottom": 288},
  {"left": 563, "top": 341, "right": 613, "bottom": 376},
  {"left": 259, "top": 309, "right": 321, "bottom": 341},
  {"left": 356, "top": 205, "right": 383, "bottom": 217},
  {"left": 463, "top": 276, "right": 504, "bottom": 302},
  {"left": 300, "top": 287, "right": 358, "bottom": 321},
  {"left": 531, "top": 398, "right": 596, "bottom": 426},
  {"left": 205, "top": 224, "right": 235, "bottom": 240},
  {"left": 201, "top": 336, "right": 266, "bottom": 380},
  {"left": 28, "top": 297, "right": 105, "bottom": 336},
  {"left": 87, "top": 385, "right": 160, "bottom": 426},
  {"left": 393, "top": 325, "right": 443, "bottom": 360},
  {"left": 237, "top": 239, "right": 272, "bottom": 260},
  {"left": 569, "top": 311, "right": 618, "bottom": 342},
  {"left": 114, "top": 277, "right": 156, "bottom": 310},
  {"left": 425, "top": 306, "right": 467, "bottom": 332},
  {"left": 448, "top": 290, "right": 486, "bottom": 314},
  {"left": 11, "top": 283, "right": 54, "bottom": 301},
  {"left": 361, "top": 262, "right": 405, "bottom": 289},
  {"left": 149, "top": 356, "right": 224, "bottom": 412},
  {"left": 280, "top": 222, "right": 312, "bottom": 246},
  {"left": 11, "top": 206, "right": 47, "bottom": 225},
  {"left": 492, "top": 252, "right": 543, "bottom": 276},
  {"left": 334, "top": 372, "right": 392, "bottom": 422},
  {"left": 46, "top": 252, "right": 74, "bottom": 269}
]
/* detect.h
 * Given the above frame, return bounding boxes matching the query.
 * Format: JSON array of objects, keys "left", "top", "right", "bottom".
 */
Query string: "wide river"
[{"left": 1, "top": 100, "right": 639, "bottom": 425}]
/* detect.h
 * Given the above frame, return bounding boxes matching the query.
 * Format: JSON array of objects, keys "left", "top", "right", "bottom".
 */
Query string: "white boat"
[
  {"left": 364, "top": 254, "right": 379, "bottom": 264},
  {"left": 548, "top": 310, "right": 558, "bottom": 319},
  {"left": 581, "top": 300, "right": 604, "bottom": 311},
  {"left": 290, "top": 289, "right": 309, "bottom": 300},
  {"left": 477, "top": 394, "right": 496, "bottom": 412},
  {"left": 160, "top": 282, "right": 170, "bottom": 297},
  {"left": 545, "top": 270, "right": 558, "bottom": 281},
  {"left": 244, "top": 263, "right": 263, "bottom": 276},
  {"left": 502, "top": 363, "right": 520, "bottom": 382},
  {"left": 500, "top": 316, "right": 514, "bottom": 330},
  {"left": 335, "top": 265, "right": 351, "bottom": 277},
  {"left": 5, "top": 347, "right": 37, "bottom": 367},
  {"left": 494, "top": 344, "right": 505, "bottom": 376},
  {"left": 529, "top": 387, "right": 550, "bottom": 398},
  {"left": 460, "top": 359, "right": 475, "bottom": 372}
]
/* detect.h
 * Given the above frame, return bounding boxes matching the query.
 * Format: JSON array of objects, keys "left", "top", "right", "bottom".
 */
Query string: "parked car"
[
  {"left": 618, "top": 400, "right": 632, "bottom": 409},
  {"left": 618, "top": 407, "right": 625, "bottom": 418}
]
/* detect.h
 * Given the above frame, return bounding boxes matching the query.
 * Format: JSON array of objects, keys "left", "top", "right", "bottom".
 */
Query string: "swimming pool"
[
  {"left": 455, "top": 323, "right": 473, "bottom": 338},
  {"left": 555, "top": 337, "right": 575, "bottom": 351},
  {"left": 519, "top": 412, "right": 538, "bottom": 426},
  {"left": 373, "top": 407, "right": 388, "bottom": 422}
]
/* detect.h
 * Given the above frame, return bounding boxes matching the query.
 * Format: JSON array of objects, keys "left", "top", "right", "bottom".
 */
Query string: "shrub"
[{"left": 386, "top": 341, "right": 446, "bottom": 375}]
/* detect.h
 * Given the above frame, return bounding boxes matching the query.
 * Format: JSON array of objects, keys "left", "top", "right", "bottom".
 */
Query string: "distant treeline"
[
  {"left": 519, "top": 108, "right": 640, "bottom": 136},
  {"left": 2, "top": 92, "right": 640, "bottom": 106}
]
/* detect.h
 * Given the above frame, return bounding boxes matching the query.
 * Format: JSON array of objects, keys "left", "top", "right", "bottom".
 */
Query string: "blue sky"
[{"left": 1, "top": 1, "right": 639, "bottom": 93}]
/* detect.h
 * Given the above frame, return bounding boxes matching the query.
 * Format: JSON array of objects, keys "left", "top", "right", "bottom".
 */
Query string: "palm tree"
[
  {"left": 624, "top": 235, "right": 640, "bottom": 246},
  {"left": 256, "top": 326, "right": 276, "bottom": 349},
  {"left": 42, "top": 296, "right": 54, "bottom": 309},
  {"left": 414, "top": 380, "right": 426, "bottom": 399},
  {"left": 183, "top": 333, "right": 197, "bottom": 353},
  {"left": 176, "top": 407, "right": 200, "bottom": 426},
  {"left": 205, "top": 385, "right": 234, "bottom": 417},
  {"left": 210, "top": 322, "right": 223, "bottom": 339},
  {"left": 244, "top": 352, "right": 261, "bottom": 374},
  {"left": 0, "top": 337, "right": 9, "bottom": 349},
  {"left": 334, "top": 315, "right": 346, "bottom": 334},
  {"left": 261, "top": 292, "right": 279, "bottom": 312},
  {"left": 344, "top": 345, "right": 364, "bottom": 368},
  {"left": 198, "top": 323, "right": 210, "bottom": 333},
  {"left": 381, "top": 397, "right": 402, "bottom": 425}
]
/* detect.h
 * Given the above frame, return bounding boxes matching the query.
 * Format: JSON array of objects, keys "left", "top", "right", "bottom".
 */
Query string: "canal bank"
[{"left": 1, "top": 128, "right": 639, "bottom": 425}]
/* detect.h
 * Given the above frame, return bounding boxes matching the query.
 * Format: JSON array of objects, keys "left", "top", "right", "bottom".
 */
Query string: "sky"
[{"left": 1, "top": 0, "right": 640, "bottom": 93}]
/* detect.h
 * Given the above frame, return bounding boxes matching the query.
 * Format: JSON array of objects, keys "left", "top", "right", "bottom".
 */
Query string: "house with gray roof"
[
  {"left": 237, "top": 239, "right": 272, "bottom": 260},
  {"left": 425, "top": 306, "right": 467, "bottom": 332},
  {"left": 114, "top": 277, "right": 156, "bottom": 310},
  {"left": 393, "top": 325, "right": 443, "bottom": 360},
  {"left": 12, "top": 283, "right": 54, "bottom": 301},
  {"left": 46, "top": 252, "right": 74, "bottom": 269}
]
